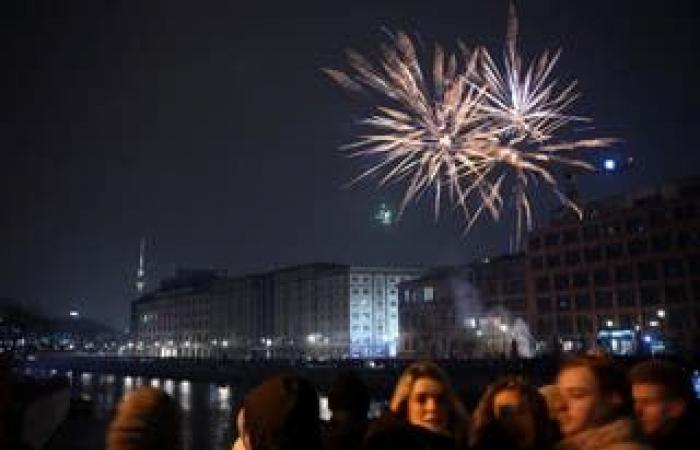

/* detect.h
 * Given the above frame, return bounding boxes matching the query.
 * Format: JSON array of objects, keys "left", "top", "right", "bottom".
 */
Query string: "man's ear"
[{"left": 666, "top": 398, "right": 686, "bottom": 419}]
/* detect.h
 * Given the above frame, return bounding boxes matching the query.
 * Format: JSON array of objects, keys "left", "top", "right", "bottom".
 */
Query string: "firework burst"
[{"left": 326, "top": 2, "right": 615, "bottom": 245}]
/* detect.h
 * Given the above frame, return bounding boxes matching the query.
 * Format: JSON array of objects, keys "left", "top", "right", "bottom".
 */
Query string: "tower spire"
[{"left": 135, "top": 237, "right": 146, "bottom": 294}]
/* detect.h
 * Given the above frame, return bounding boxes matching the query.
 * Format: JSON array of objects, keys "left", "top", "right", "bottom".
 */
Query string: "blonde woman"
[{"left": 366, "top": 361, "right": 469, "bottom": 450}]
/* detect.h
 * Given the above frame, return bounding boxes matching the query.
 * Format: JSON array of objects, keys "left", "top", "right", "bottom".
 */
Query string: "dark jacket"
[
  {"left": 363, "top": 412, "right": 460, "bottom": 450},
  {"left": 321, "top": 412, "right": 368, "bottom": 450},
  {"left": 646, "top": 409, "right": 700, "bottom": 450}
]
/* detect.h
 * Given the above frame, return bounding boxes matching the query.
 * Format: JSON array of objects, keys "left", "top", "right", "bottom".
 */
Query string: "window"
[
  {"left": 626, "top": 217, "right": 647, "bottom": 234},
  {"left": 554, "top": 274, "right": 570, "bottom": 291},
  {"left": 558, "top": 295, "right": 572, "bottom": 311},
  {"left": 649, "top": 209, "right": 670, "bottom": 228},
  {"left": 423, "top": 286, "right": 434, "bottom": 302},
  {"left": 563, "top": 229, "right": 580, "bottom": 244},
  {"left": 605, "top": 222, "right": 622, "bottom": 237},
  {"left": 530, "top": 256, "right": 544, "bottom": 271},
  {"left": 664, "top": 285, "right": 687, "bottom": 304},
  {"left": 565, "top": 251, "right": 582, "bottom": 266},
  {"left": 537, "top": 297, "right": 552, "bottom": 313},
  {"left": 616, "top": 289, "right": 636, "bottom": 307},
  {"left": 529, "top": 236, "right": 542, "bottom": 251},
  {"left": 619, "top": 314, "right": 634, "bottom": 328},
  {"left": 545, "top": 233, "right": 560, "bottom": 247},
  {"left": 638, "top": 262, "right": 658, "bottom": 282},
  {"left": 537, "top": 318, "right": 552, "bottom": 334},
  {"left": 547, "top": 254, "right": 562, "bottom": 269},
  {"left": 615, "top": 265, "right": 635, "bottom": 283},
  {"left": 677, "top": 231, "right": 700, "bottom": 249},
  {"left": 594, "top": 291, "right": 613, "bottom": 308},
  {"left": 576, "top": 315, "right": 594, "bottom": 333},
  {"left": 573, "top": 272, "right": 590, "bottom": 288},
  {"left": 574, "top": 294, "right": 591, "bottom": 310},
  {"left": 652, "top": 234, "right": 672, "bottom": 253},
  {"left": 662, "top": 259, "right": 685, "bottom": 278},
  {"left": 689, "top": 255, "right": 700, "bottom": 276},
  {"left": 535, "top": 277, "right": 551, "bottom": 293},
  {"left": 583, "top": 225, "right": 600, "bottom": 240},
  {"left": 627, "top": 239, "right": 648, "bottom": 256},
  {"left": 593, "top": 269, "right": 611, "bottom": 286},
  {"left": 640, "top": 286, "right": 661, "bottom": 306},
  {"left": 674, "top": 204, "right": 697, "bottom": 221},
  {"left": 584, "top": 247, "right": 602, "bottom": 263},
  {"left": 505, "top": 297, "right": 526, "bottom": 311},
  {"left": 605, "top": 243, "right": 624, "bottom": 260},
  {"left": 557, "top": 316, "right": 574, "bottom": 334}
]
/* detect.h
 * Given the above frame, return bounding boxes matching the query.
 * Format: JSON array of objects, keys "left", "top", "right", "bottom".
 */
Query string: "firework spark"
[{"left": 326, "top": 2, "right": 615, "bottom": 245}]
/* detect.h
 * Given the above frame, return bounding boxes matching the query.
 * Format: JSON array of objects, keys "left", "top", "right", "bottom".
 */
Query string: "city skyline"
[{"left": 2, "top": 0, "right": 699, "bottom": 328}]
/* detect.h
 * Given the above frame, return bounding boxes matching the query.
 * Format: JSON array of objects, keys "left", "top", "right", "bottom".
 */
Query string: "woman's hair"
[
  {"left": 470, "top": 376, "right": 552, "bottom": 449},
  {"left": 107, "top": 386, "right": 181, "bottom": 450},
  {"left": 242, "top": 374, "right": 322, "bottom": 450},
  {"left": 389, "top": 360, "right": 468, "bottom": 438}
]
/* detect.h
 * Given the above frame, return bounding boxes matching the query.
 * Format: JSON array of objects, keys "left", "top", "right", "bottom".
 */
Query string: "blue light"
[{"left": 603, "top": 159, "right": 617, "bottom": 171}]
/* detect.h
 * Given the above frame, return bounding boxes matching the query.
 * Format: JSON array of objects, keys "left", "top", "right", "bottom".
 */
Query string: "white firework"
[
  {"left": 326, "top": 2, "right": 615, "bottom": 245},
  {"left": 324, "top": 32, "right": 491, "bottom": 222}
]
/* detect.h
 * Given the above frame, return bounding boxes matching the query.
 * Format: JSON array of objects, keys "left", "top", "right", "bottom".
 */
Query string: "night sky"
[{"left": 2, "top": 0, "right": 699, "bottom": 330}]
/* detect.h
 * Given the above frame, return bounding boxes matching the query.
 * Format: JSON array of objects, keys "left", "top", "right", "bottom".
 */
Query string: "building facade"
[
  {"left": 526, "top": 177, "right": 700, "bottom": 354},
  {"left": 130, "top": 264, "right": 422, "bottom": 358},
  {"left": 398, "top": 255, "right": 533, "bottom": 359},
  {"left": 398, "top": 266, "right": 480, "bottom": 358}
]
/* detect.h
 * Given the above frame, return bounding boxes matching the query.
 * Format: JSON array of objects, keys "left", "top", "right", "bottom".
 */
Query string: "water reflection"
[
  {"left": 179, "top": 380, "right": 191, "bottom": 412},
  {"left": 21, "top": 368, "right": 383, "bottom": 450},
  {"left": 164, "top": 378, "right": 175, "bottom": 396}
]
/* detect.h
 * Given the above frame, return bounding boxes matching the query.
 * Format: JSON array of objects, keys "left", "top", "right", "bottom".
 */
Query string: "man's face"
[
  {"left": 632, "top": 383, "right": 685, "bottom": 437},
  {"left": 407, "top": 377, "right": 449, "bottom": 434},
  {"left": 557, "top": 366, "right": 608, "bottom": 437}
]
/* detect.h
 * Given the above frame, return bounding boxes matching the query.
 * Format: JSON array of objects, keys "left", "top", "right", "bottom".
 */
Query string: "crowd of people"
[{"left": 106, "top": 355, "right": 698, "bottom": 450}]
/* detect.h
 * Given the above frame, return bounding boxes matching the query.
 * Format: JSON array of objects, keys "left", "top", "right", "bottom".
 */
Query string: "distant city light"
[
  {"left": 649, "top": 320, "right": 660, "bottom": 327},
  {"left": 603, "top": 158, "right": 617, "bottom": 171},
  {"left": 606, "top": 319, "right": 614, "bottom": 328},
  {"left": 374, "top": 203, "right": 394, "bottom": 226},
  {"left": 69, "top": 310, "right": 79, "bottom": 318},
  {"left": 656, "top": 309, "right": 666, "bottom": 319}
]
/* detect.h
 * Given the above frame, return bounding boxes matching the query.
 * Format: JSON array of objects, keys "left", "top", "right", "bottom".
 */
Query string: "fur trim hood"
[{"left": 556, "top": 418, "right": 650, "bottom": 450}]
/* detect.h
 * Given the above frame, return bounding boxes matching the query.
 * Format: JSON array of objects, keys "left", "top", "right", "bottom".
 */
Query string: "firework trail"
[{"left": 326, "top": 1, "right": 615, "bottom": 246}]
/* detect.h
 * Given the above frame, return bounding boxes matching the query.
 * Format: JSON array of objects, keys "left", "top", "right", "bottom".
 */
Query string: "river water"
[{"left": 24, "top": 368, "right": 384, "bottom": 450}]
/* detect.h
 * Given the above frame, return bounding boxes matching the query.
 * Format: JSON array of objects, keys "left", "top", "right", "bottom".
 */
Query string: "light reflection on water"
[
  {"left": 62, "top": 371, "right": 236, "bottom": 450},
  {"left": 25, "top": 368, "right": 386, "bottom": 450}
]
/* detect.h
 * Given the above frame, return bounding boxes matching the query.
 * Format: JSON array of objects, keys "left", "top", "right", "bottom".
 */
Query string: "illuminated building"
[
  {"left": 526, "top": 177, "right": 700, "bottom": 354},
  {"left": 130, "top": 264, "right": 422, "bottom": 358}
]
